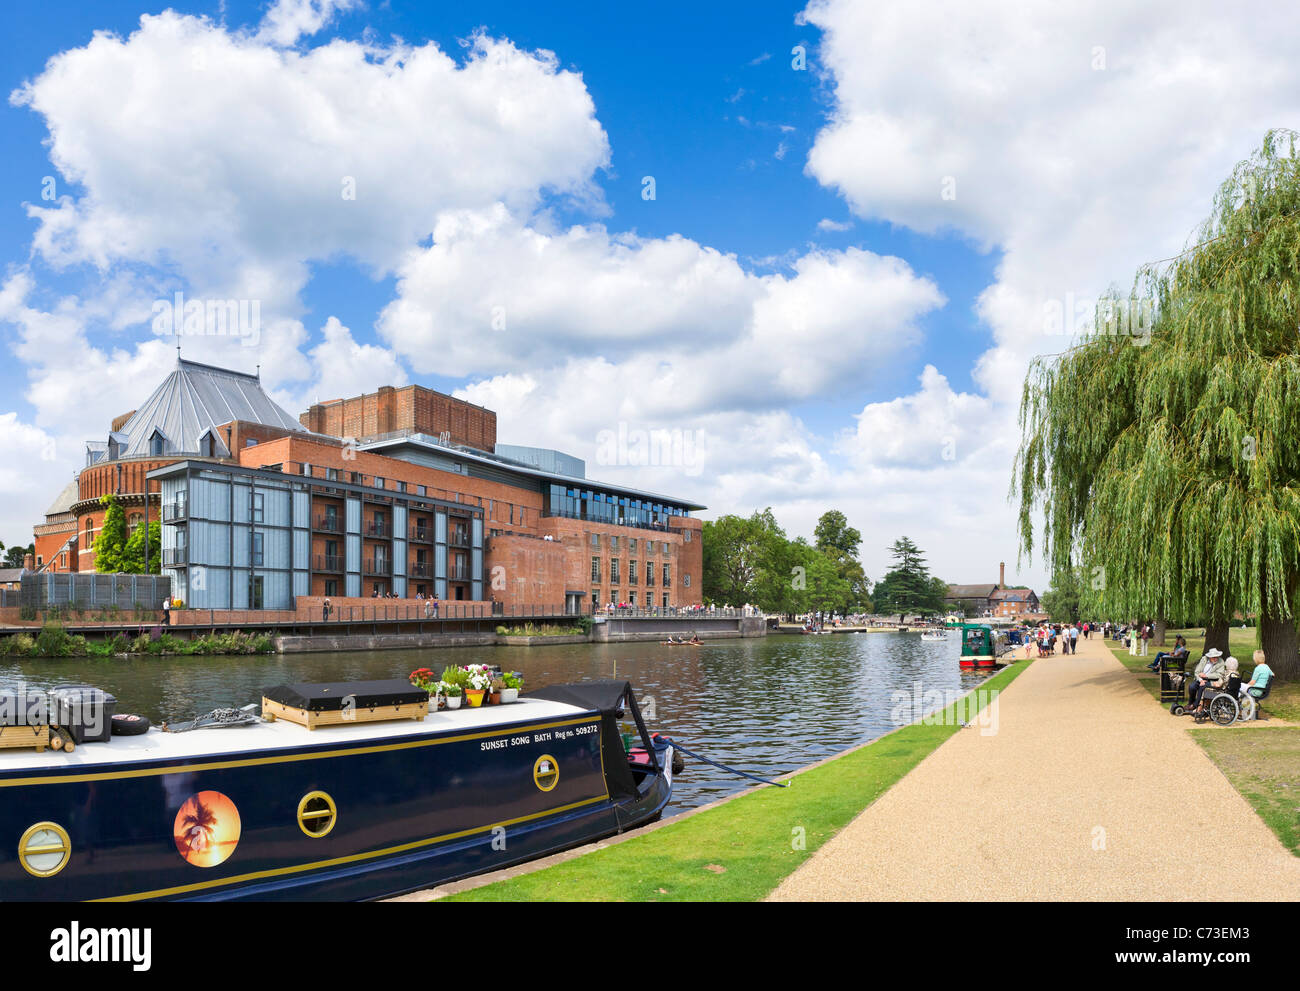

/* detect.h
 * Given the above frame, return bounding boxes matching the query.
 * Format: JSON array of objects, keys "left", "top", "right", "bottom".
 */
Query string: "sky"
[{"left": 0, "top": 0, "right": 1296, "bottom": 592}]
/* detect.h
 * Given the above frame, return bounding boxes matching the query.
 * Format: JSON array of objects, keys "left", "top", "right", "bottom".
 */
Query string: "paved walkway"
[{"left": 769, "top": 633, "right": 1300, "bottom": 900}]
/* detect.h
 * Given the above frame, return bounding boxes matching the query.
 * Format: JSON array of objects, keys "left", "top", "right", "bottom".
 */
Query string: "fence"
[{"left": 15, "top": 573, "right": 172, "bottom": 611}]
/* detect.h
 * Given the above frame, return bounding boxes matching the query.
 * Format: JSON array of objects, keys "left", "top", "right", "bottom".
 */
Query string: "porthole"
[
  {"left": 19, "top": 822, "right": 70, "bottom": 878},
  {"left": 533, "top": 754, "right": 560, "bottom": 792},
  {"left": 297, "top": 791, "right": 337, "bottom": 838}
]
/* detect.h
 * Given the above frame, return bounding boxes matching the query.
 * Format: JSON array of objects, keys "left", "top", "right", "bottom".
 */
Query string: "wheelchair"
[{"left": 1189, "top": 674, "right": 1255, "bottom": 726}]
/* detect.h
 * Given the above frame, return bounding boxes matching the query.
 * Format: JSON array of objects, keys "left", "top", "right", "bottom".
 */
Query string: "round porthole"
[
  {"left": 533, "top": 754, "right": 559, "bottom": 792},
  {"left": 19, "top": 822, "right": 70, "bottom": 878},
  {"left": 297, "top": 791, "right": 337, "bottom": 838}
]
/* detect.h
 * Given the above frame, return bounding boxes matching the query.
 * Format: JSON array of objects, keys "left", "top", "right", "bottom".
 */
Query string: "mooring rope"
[{"left": 665, "top": 739, "right": 789, "bottom": 788}]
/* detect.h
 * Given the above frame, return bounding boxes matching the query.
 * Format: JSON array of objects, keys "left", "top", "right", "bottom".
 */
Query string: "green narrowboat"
[{"left": 959, "top": 622, "right": 1011, "bottom": 669}]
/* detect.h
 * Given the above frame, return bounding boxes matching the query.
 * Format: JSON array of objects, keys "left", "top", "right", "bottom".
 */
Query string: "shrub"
[
  {"left": 33, "top": 623, "right": 72, "bottom": 657},
  {"left": 1, "top": 633, "right": 35, "bottom": 656}
]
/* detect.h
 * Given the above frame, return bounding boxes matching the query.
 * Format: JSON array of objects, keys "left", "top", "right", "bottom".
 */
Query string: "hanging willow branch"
[{"left": 1015, "top": 129, "right": 1300, "bottom": 626}]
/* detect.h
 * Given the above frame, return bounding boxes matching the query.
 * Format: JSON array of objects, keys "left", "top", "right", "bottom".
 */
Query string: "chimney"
[
  {"left": 999, "top": 561, "right": 1005, "bottom": 587},
  {"left": 24, "top": 552, "right": 35, "bottom": 572}
]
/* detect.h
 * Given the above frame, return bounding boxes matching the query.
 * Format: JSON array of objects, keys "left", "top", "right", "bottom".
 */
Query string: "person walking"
[
  {"left": 1069, "top": 623, "right": 1079, "bottom": 654},
  {"left": 322, "top": 597, "right": 332, "bottom": 622},
  {"left": 162, "top": 596, "right": 171, "bottom": 627},
  {"left": 1139, "top": 622, "right": 1150, "bottom": 656}
]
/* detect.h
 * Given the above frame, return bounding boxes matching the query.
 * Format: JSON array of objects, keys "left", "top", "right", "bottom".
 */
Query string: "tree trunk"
[
  {"left": 1260, "top": 615, "right": 1299, "bottom": 680},
  {"left": 1202, "top": 621, "right": 1230, "bottom": 658},
  {"left": 1154, "top": 617, "right": 1167, "bottom": 647}
]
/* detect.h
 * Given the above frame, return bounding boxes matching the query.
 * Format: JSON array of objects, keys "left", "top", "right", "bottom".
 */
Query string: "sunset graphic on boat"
[{"left": 173, "top": 791, "right": 241, "bottom": 868}]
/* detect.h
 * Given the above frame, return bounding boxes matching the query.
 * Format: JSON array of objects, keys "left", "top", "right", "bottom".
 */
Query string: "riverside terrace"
[{"left": 0, "top": 602, "right": 766, "bottom": 653}]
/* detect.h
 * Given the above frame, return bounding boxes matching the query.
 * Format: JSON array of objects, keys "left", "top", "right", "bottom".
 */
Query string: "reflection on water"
[{"left": 2, "top": 632, "right": 998, "bottom": 814}]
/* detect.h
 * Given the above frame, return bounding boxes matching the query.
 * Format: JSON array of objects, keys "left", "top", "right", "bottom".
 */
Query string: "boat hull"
[{"left": 0, "top": 705, "right": 670, "bottom": 901}]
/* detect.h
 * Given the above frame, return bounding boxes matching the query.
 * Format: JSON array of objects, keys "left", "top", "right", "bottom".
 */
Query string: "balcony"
[
  {"left": 314, "top": 514, "right": 342, "bottom": 533},
  {"left": 364, "top": 521, "right": 391, "bottom": 538},
  {"left": 409, "top": 562, "right": 432, "bottom": 578},
  {"left": 409, "top": 525, "right": 432, "bottom": 543},
  {"left": 314, "top": 555, "right": 344, "bottom": 572},
  {"left": 162, "top": 547, "right": 188, "bottom": 567},
  {"left": 449, "top": 565, "right": 470, "bottom": 582},
  {"left": 363, "top": 559, "right": 392, "bottom": 576},
  {"left": 162, "top": 502, "right": 189, "bottom": 523},
  {"left": 449, "top": 529, "right": 471, "bottom": 548},
  {"left": 542, "top": 507, "right": 687, "bottom": 534}
]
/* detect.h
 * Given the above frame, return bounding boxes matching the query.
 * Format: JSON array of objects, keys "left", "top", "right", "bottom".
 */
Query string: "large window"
[
  {"left": 662, "top": 564, "right": 670, "bottom": 586},
  {"left": 249, "top": 575, "right": 264, "bottom": 609},
  {"left": 610, "top": 559, "right": 620, "bottom": 584},
  {"left": 252, "top": 531, "right": 264, "bottom": 567},
  {"left": 629, "top": 560, "right": 638, "bottom": 585},
  {"left": 591, "top": 557, "right": 601, "bottom": 582},
  {"left": 251, "top": 492, "right": 264, "bottom": 523}
]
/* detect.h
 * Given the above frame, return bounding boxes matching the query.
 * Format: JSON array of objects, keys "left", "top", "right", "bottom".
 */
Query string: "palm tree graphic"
[{"left": 179, "top": 796, "right": 218, "bottom": 855}]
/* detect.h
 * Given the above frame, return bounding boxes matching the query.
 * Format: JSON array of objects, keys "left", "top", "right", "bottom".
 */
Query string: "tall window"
[
  {"left": 249, "top": 575, "right": 264, "bottom": 609},
  {"left": 85, "top": 519, "right": 94, "bottom": 548},
  {"left": 610, "top": 559, "right": 620, "bottom": 584},
  {"left": 251, "top": 492, "right": 264, "bottom": 523},
  {"left": 252, "top": 531, "right": 264, "bottom": 567},
  {"left": 629, "top": 560, "right": 638, "bottom": 584},
  {"left": 662, "top": 564, "right": 670, "bottom": 586},
  {"left": 591, "top": 557, "right": 601, "bottom": 582}
]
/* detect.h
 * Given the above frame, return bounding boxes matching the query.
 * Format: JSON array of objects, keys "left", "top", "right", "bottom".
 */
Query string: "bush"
[
  {"left": 33, "top": 623, "right": 72, "bottom": 657},
  {"left": 1, "top": 633, "right": 35, "bottom": 656}
]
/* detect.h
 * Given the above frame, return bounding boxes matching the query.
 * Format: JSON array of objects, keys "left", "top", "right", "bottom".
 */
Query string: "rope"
[{"left": 664, "top": 739, "right": 789, "bottom": 788}]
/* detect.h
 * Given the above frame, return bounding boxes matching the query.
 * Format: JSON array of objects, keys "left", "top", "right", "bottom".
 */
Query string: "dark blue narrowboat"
[{"left": 0, "top": 680, "right": 672, "bottom": 901}]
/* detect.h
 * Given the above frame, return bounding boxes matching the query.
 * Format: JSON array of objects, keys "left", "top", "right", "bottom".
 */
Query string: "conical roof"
[{"left": 110, "top": 359, "right": 301, "bottom": 458}]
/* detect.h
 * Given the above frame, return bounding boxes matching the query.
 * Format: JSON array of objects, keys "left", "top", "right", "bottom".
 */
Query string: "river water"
[{"left": 2, "top": 632, "right": 1002, "bottom": 814}]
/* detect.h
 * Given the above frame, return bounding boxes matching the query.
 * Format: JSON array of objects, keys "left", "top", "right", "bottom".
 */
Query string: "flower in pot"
[
  {"left": 440, "top": 680, "right": 462, "bottom": 710},
  {"left": 463, "top": 664, "right": 492, "bottom": 707},
  {"left": 501, "top": 671, "right": 522, "bottom": 703},
  {"left": 489, "top": 676, "right": 505, "bottom": 705},
  {"left": 408, "top": 667, "right": 438, "bottom": 706}
]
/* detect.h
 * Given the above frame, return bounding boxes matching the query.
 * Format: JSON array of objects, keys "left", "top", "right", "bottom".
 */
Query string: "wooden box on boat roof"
[{"left": 261, "top": 680, "right": 429, "bottom": 730}]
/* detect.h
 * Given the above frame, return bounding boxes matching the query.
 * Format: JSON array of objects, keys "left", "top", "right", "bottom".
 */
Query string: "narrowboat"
[
  {"left": 0, "top": 679, "right": 672, "bottom": 901},
  {"left": 958, "top": 622, "right": 1012, "bottom": 669}
]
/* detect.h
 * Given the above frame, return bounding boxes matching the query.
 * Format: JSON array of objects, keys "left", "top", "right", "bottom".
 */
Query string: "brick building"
[
  {"left": 945, "top": 562, "right": 1039, "bottom": 619},
  {"left": 34, "top": 358, "right": 705, "bottom": 613}
]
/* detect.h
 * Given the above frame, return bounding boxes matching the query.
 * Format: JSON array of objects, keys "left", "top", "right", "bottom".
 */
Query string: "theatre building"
[{"left": 36, "top": 358, "right": 705, "bottom": 613}]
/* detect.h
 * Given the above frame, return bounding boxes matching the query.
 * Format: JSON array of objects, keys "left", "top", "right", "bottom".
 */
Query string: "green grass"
[
  {"left": 1190, "top": 727, "right": 1300, "bottom": 855},
  {"left": 1105, "top": 627, "right": 1299, "bottom": 722},
  {"left": 442, "top": 659, "right": 1032, "bottom": 902}
]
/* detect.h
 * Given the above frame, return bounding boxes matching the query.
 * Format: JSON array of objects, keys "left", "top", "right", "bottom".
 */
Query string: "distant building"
[{"left": 946, "top": 562, "right": 1039, "bottom": 619}]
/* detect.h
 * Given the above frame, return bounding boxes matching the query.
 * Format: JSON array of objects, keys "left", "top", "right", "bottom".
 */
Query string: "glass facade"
[{"left": 545, "top": 484, "right": 690, "bottom": 530}]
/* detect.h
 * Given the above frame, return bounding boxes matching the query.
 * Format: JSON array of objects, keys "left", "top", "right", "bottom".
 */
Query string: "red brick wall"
[{"left": 300, "top": 385, "right": 496, "bottom": 449}]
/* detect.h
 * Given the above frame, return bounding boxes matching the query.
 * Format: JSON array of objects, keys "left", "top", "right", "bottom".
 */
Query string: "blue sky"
[{"left": 0, "top": 0, "right": 1293, "bottom": 590}]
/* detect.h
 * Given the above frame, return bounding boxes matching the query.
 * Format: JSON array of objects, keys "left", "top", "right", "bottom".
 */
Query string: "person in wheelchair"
[{"left": 1187, "top": 648, "right": 1226, "bottom": 716}]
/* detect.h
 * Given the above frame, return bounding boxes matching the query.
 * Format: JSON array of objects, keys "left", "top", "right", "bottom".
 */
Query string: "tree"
[
  {"left": 3, "top": 543, "right": 32, "bottom": 569},
  {"left": 1040, "top": 568, "right": 1085, "bottom": 623},
  {"left": 121, "top": 520, "right": 161, "bottom": 574},
  {"left": 813, "top": 510, "right": 870, "bottom": 611},
  {"left": 873, "top": 537, "right": 941, "bottom": 621},
  {"left": 1016, "top": 132, "right": 1300, "bottom": 676},
  {"left": 702, "top": 509, "right": 790, "bottom": 611},
  {"left": 94, "top": 495, "right": 129, "bottom": 574}
]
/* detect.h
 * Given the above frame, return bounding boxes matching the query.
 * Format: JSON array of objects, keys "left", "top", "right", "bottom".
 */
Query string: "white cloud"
[
  {"left": 257, "top": 0, "right": 358, "bottom": 47},
  {"left": 816, "top": 218, "right": 852, "bottom": 232}
]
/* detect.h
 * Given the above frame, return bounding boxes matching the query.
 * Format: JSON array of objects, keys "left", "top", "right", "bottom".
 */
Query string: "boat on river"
[
  {"left": 0, "top": 679, "right": 672, "bottom": 901},
  {"left": 920, "top": 629, "right": 948, "bottom": 642},
  {"left": 958, "top": 622, "right": 1014, "bottom": 669}
]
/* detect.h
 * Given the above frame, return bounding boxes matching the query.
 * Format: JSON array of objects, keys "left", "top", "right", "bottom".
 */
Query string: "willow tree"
[{"left": 1016, "top": 131, "right": 1300, "bottom": 677}]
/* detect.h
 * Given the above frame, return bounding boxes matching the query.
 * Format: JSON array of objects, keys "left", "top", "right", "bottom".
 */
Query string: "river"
[{"left": 2, "top": 631, "right": 1002, "bottom": 814}]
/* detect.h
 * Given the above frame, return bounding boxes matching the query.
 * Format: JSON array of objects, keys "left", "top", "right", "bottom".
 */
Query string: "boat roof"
[{"left": 0, "top": 696, "right": 591, "bottom": 774}]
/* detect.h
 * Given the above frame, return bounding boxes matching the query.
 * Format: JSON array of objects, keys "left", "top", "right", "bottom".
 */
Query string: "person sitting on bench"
[
  {"left": 1243, "top": 649, "right": 1274, "bottom": 700},
  {"left": 1147, "top": 635, "right": 1188, "bottom": 672},
  {"left": 1188, "top": 648, "right": 1226, "bottom": 714}
]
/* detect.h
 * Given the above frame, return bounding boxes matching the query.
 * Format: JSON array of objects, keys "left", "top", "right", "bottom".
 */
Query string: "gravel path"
[{"left": 768, "top": 632, "right": 1300, "bottom": 900}]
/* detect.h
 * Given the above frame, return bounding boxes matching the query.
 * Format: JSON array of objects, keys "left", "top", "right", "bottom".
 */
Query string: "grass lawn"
[
  {"left": 1107, "top": 627, "right": 1300, "bottom": 856},
  {"left": 441, "top": 659, "right": 1032, "bottom": 902},
  {"left": 1190, "top": 727, "right": 1300, "bottom": 855}
]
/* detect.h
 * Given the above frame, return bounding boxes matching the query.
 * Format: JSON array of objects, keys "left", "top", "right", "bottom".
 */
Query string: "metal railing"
[
  {"left": 409, "top": 526, "right": 432, "bottom": 543},
  {"left": 364, "top": 521, "right": 391, "bottom": 538},
  {"left": 314, "top": 515, "right": 342, "bottom": 533},
  {"left": 449, "top": 566, "right": 469, "bottom": 581},
  {"left": 363, "top": 559, "right": 393, "bottom": 576},
  {"left": 314, "top": 555, "right": 344, "bottom": 572},
  {"left": 409, "top": 563, "right": 432, "bottom": 578},
  {"left": 162, "top": 502, "right": 188, "bottom": 522},
  {"left": 542, "top": 508, "right": 689, "bottom": 534}
]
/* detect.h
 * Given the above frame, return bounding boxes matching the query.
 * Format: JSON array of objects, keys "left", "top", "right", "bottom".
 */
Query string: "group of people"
[
  {"left": 1030, "top": 621, "right": 1091, "bottom": 655},
  {"left": 1148, "top": 638, "right": 1274, "bottom": 716}
]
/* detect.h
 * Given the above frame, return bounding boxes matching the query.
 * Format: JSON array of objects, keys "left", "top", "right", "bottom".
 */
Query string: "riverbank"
[{"left": 430, "top": 659, "right": 1030, "bottom": 902}]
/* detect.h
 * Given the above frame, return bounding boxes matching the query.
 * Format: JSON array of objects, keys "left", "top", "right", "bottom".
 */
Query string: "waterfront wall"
[
  {"left": 592, "top": 615, "right": 766, "bottom": 642},
  {"left": 274, "top": 631, "right": 497, "bottom": 653}
]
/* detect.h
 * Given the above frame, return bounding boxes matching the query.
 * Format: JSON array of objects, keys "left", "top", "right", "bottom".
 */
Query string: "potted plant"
[
  {"left": 407, "top": 667, "right": 438, "bottom": 706},
  {"left": 489, "top": 676, "right": 505, "bottom": 705},
  {"left": 501, "top": 671, "right": 522, "bottom": 704},
  {"left": 463, "top": 664, "right": 492, "bottom": 708},
  {"left": 440, "top": 680, "right": 462, "bottom": 709}
]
